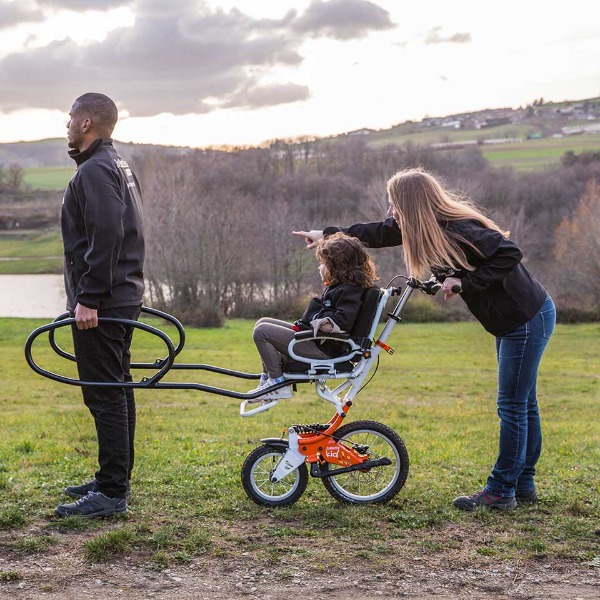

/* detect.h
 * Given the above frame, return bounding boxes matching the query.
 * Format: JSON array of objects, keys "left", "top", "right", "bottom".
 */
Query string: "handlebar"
[
  {"left": 405, "top": 276, "right": 462, "bottom": 296},
  {"left": 406, "top": 276, "right": 442, "bottom": 295}
]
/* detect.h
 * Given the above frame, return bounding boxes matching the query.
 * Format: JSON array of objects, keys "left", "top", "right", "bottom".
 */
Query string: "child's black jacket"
[{"left": 296, "top": 283, "right": 364, "bottom": 356}]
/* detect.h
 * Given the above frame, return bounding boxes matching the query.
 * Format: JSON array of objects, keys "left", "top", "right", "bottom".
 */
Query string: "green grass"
[
  {"left": 23, "top": 167, "right": 74, "bottom": 191},
  {"left": 481, "top": 135, "right": 600, "bottom": 170},
  {"left": 0, "top": 229, "right": 62, "bottom": 274},
  {"left": 366, "top": 122, "right": 539, "bottom": 146},
  {"left": 366, "top": 123, "right": 600, "bottom": 171},
  {"left": 0, "top": 317, "right": 598, "bottom": 570}
]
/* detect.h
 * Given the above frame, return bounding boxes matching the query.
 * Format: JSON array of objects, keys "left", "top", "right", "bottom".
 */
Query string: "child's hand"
[
  {"left": 292, "top": 230, "right": 323, "bottom": 249},
  {"left": 319, "top": 321, "right": 334, "bottom": 332}
]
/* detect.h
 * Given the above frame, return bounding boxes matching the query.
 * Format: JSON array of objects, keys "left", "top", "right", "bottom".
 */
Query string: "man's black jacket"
[
  {"left": 324, "top": 218, "right": 547, "bottom": 336},
  {"left": 61, "top": 138, "right": 145, "bottom": 311}
]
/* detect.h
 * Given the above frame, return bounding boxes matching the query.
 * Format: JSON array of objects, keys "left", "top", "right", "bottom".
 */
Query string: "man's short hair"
[{"left": 74, "top": 93, "right": 118, "bottom": 135}]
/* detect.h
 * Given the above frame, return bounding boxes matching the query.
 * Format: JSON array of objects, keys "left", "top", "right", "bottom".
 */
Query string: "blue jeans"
[{"left": 485, "top": 296, "right": 556, "bottom": 498}]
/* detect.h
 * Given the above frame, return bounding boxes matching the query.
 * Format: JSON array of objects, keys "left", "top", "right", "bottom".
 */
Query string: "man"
[{"left": 55, "top": 92, "right": 145, "bottom": 518}]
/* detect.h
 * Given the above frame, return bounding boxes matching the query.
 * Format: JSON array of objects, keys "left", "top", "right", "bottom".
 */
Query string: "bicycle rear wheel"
[{"left": 321, "top": 420, "right": 408, "bottom": 504}]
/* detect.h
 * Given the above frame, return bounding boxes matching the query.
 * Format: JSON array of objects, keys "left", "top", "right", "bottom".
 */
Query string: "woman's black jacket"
[{"left": 324, "top": 218, "right": 547, "bottom": 336}]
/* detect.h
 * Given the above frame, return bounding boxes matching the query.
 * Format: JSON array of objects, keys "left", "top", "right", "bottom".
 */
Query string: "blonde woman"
[{"left": 294, "top": 167, "right": 555, "bottom": 511}]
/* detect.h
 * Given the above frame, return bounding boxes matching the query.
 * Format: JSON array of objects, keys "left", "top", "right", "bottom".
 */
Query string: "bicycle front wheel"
[
  {"left": 241, "top": 444, "right": 308, "bottom": 507},
  {"left": 321, "top": 420, "right": 409, "bottom": 504}
]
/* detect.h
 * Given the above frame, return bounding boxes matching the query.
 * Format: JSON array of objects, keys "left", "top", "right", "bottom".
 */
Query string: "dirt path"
[{"left": 1, "top": 533, "right": 599, "bottom": 600}]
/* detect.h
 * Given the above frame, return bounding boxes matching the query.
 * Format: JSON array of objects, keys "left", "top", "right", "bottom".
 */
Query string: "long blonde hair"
[{"left": 387, "top": 167, "right": 508, "bottom": 277}]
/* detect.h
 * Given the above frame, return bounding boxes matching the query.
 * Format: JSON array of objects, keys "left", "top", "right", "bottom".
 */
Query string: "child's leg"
[
  {"left": 253, "top": 319, "right": 294, "bottom": 374},
  {"left": 253, "top": 321, "right": 331, "bottom": 380},
  {"left": 254, "top": 317, "right": 295, "bottom": 329},
  {"left": 253, "top": 321, "right": 296, "bottom": 379}
]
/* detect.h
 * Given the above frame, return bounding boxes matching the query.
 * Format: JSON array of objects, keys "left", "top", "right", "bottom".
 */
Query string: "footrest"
[{"left": 239, "top": 399, "right": 279, "bottom": 417}]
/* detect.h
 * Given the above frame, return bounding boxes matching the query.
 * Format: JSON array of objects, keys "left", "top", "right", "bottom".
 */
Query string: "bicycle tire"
[
  {"left": 241, "top": 444, "right": 308, "bottom": 507},
  {"left": 321, "top": 420, "right": 409, "bottom": 504}
]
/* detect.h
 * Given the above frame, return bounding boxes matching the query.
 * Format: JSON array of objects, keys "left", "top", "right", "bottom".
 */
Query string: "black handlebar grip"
[{"left": 451, "top": 284, "right": 462, "bottom": 294}]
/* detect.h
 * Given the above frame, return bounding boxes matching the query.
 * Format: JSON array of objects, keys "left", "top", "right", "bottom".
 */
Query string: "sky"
[{"left": 0, "top": 0, "right": 598, "bottom": 148}]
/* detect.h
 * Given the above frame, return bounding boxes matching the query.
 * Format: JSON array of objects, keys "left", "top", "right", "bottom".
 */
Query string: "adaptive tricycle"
[{"left": 25, "top": 275, "right": 442, "bottom": 507}]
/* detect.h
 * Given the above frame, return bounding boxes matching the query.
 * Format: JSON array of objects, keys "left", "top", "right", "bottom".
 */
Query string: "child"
[{"left": 249, "top": 232, "right": 378, "bottom": 400}]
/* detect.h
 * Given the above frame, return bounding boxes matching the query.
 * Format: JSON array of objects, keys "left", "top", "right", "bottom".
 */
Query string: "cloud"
[
  {"left": 42, "top": 0, "right": 132, "bottom": 10},
  {"left": 425, "top": 27, "right": 472, "bottom": 45},
  {"left": 0, "top": 0, "right": 130, "bottom": 30},
  {"left": 292, "top": 0, "right": 394, "bottom": 40},
  {"left": 221, "top": 83, "right": 310, "bottom": 109},
  {"left": 0, "top": 1, "right": 44, "bottom": 30},
  {"left": 0, "top": 0, "right": 395, "bottom": 116}
]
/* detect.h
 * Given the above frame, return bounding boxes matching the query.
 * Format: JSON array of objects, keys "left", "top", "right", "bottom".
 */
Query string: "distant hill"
[
  {"left": 0, "top": 138, "right": 188, "bottom": 168},
  {"left": 2, "top": 95, "right": 599, "bottom": 168}
]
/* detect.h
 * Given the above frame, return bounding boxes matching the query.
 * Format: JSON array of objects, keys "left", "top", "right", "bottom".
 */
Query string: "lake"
[{"left": 0, "top": 274, "right": 66, "bottom": 318}]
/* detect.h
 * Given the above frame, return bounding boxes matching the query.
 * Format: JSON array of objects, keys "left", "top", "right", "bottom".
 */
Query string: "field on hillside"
[
  {"left": 480, "top": 135, "right": 600, "bottom": 170},
  {"left": 0, "top": 316, "right": 598, "bottom": 596},
  {"left": 0, "top": 229, "right": 62, "bottom": 274},
  {"left": 23, "top": 167, "right": 73, "bottom": 191},
  {"left": 366, "top": 125, "right": 600, "bottom": 171}
]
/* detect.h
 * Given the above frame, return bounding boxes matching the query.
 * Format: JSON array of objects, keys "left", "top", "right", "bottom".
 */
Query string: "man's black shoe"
[
  {"left": 64, "top": 479, "right": 98, "bottom": 499},
  {"left": 55, "top": 491, "right": 127, "bottom": 518},
  {"left": 65, "top": 478, "right": 131, "bottom": 499}
]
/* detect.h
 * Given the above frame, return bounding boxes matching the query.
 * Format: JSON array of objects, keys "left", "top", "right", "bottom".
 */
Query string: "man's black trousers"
[{"left": 71, "top": 305, "right": 141, "bottom": 499}]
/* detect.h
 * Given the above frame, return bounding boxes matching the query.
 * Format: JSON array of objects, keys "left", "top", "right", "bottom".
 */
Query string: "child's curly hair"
[{"left": 315, "top": 232, "right": 378, "bottom": 288}]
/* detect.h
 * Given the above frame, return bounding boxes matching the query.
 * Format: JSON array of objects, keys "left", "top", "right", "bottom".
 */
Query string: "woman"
[{"left": 294, "top": 167, "right": 555, "bottom": 511}]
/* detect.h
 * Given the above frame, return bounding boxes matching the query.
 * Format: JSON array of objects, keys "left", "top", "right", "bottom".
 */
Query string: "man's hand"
[
  {"left": 292, "top": 230, "right": 324, "bottom": 249},
  {"left": 74, "top": 303, "right": 98, "bottom": 330}
]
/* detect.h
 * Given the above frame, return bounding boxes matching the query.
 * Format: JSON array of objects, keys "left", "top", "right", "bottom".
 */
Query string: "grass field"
[
  {"left": 0, "top": 229, "right": 62, "bottom": 274},
  {"left": 481, "top": 135, "right": 600, "bottom": 170},
  {"left": 22, "top": 167, "right": 74, "bottom": 191},
  {"left": 366, "top": 125, "right": 600, "bottom": 171},
  {"left": 0, "top": 316, "right": 598, "bottom": 581}
]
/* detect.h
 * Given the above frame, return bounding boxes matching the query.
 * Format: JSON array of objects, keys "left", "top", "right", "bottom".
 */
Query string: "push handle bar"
[
  {"left": 25, "top": 316, "right": 177, "bottom": 388},
  {"left": 47, "top": 306, "right": 186, "bottom": 367}
]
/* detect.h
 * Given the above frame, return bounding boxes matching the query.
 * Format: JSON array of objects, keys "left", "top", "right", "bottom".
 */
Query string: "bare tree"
[
  {"left": 553, "top": 178, "right": 600, "bottom": 311},
  {"left": 7, "top": 164, "right": 24, "bottom": 191}
]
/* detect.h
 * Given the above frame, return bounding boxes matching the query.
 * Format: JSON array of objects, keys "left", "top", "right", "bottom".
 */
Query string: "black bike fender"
[{"left": 260, "top": 438, "right": 289, "bottom": 450}]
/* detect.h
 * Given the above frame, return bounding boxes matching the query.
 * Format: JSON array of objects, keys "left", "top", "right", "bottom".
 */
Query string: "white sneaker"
[
  {"left": 247, "top": 378, "right": 292, "bottom": 402},
  {"left": 263, "top": 381, "right": 293, "bottom": 400},
  {"left": 247, "top": 373, "right": 268, "bottom": 394}
]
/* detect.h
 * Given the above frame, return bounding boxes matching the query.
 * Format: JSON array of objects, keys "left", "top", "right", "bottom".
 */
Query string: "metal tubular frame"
[{"left": 25, "top": 281, "right": 424, "bottom": 407}]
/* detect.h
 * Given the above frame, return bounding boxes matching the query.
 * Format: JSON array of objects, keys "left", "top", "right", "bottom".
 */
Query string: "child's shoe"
[
  {"left": 262, "top": 379, "right": 293, "bottom": 399},
  {"left": 247, "top": 377, "right": 292, "bottom": 402},
  {"left": 247, "top": 373, "right": 268, "bottom": 394}
]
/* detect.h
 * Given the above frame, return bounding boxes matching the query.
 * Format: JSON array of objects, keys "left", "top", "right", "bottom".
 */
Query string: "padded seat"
[{"left": 283, "top": 287, "right": 382, "bottom": 376}]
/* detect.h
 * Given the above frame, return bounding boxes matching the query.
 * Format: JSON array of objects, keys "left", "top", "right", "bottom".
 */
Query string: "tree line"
[{"left": 129, "top": 139, "right": 600, "bottom": 326}]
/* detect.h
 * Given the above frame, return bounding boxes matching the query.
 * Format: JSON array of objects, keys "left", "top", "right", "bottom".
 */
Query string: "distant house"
[
  {"left": 480, "top": 117, "right": 511, "bottom": 128},
  {"left": 419, "top": 118, "right": 442, "bottom": 128},
  {"left": 442, "top": 120, "right": 461, "bottom": 129},
  {"left": 347, "top": 128, "right": 375, "bottom": 136}
]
